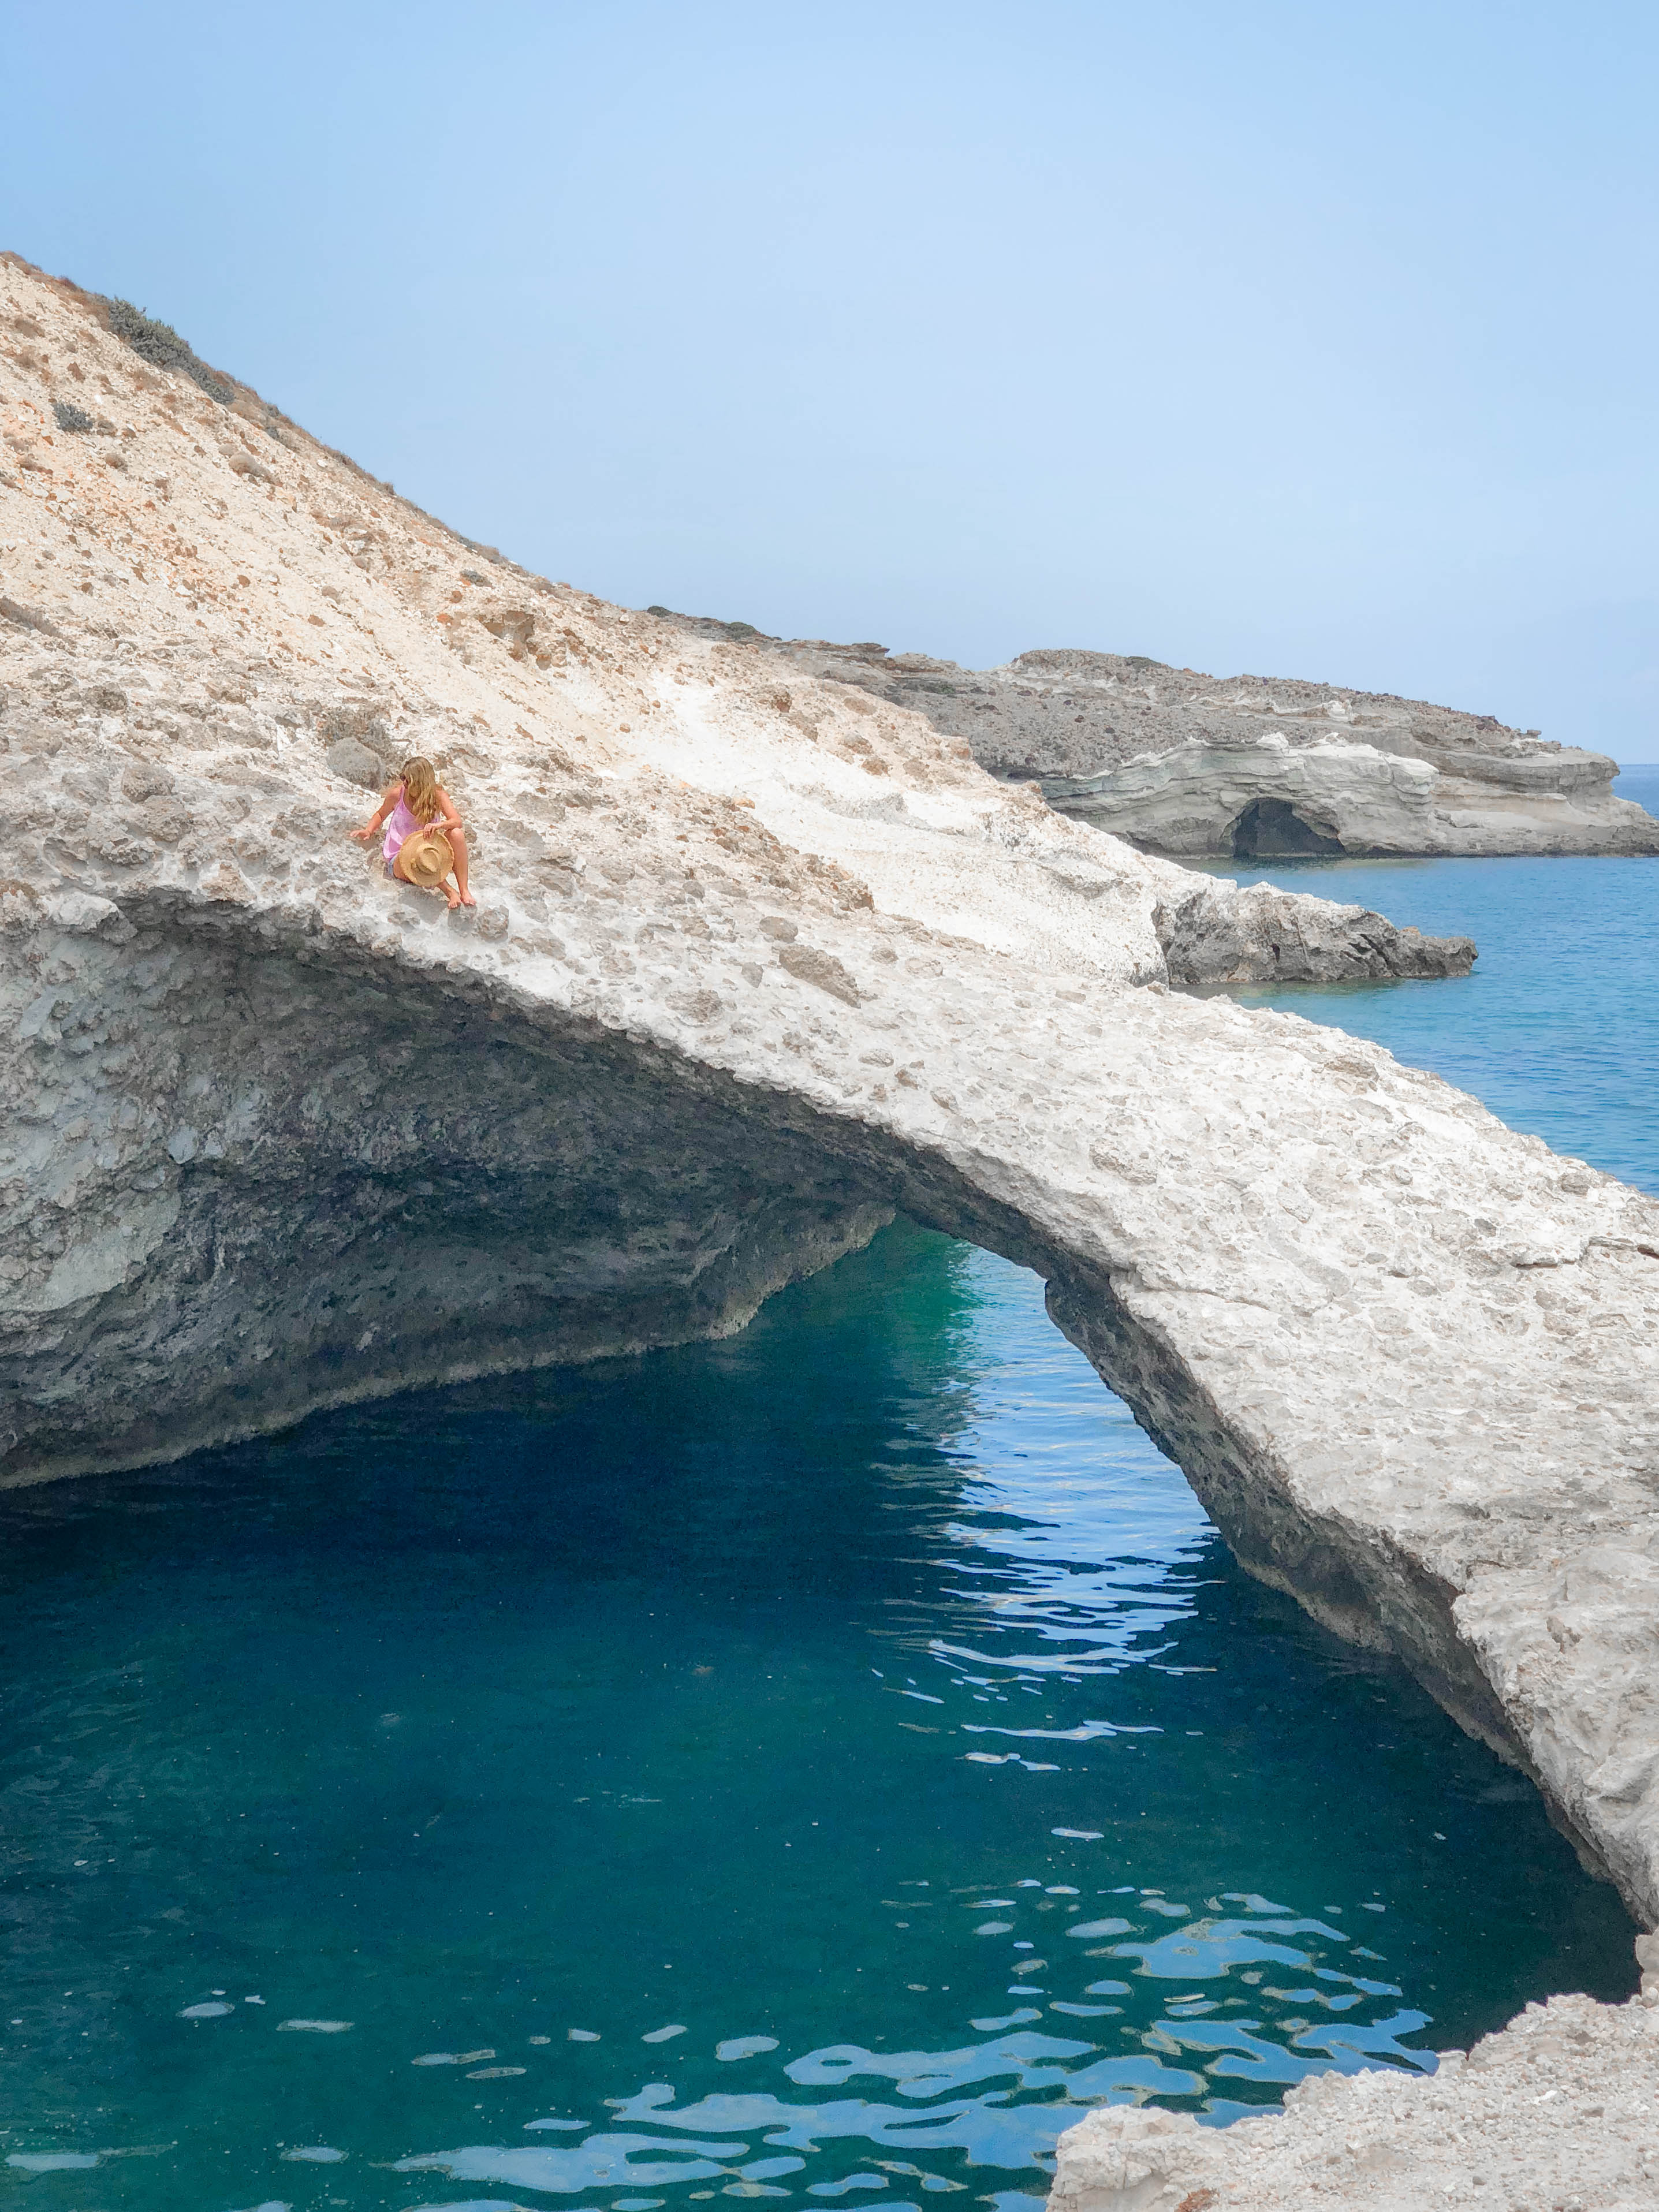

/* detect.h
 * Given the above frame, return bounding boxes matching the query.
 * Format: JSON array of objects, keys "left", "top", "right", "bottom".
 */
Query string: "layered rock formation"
[
  {"left": 1043, "top": 731, "right": 1659, "bottom": 859},
  {"left": 654, "top": 620, "right": 1659, "bottom": 858},
  {"left": 3, "top": 241, "right": 1658, "bottom": 2016}
]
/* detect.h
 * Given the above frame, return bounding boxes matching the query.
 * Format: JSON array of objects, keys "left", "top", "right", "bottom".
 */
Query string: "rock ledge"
[{"left": 1050, "top": 1937, "right": 1659, "bottom": 2210}]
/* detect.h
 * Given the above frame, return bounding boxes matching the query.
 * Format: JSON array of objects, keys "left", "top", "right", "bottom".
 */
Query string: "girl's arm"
[
  {"left": 349, "top": 786, "right": 399, "bottom": 843},
  {"left": 434, "top": 786, "right": 464, "bottom": 829}
]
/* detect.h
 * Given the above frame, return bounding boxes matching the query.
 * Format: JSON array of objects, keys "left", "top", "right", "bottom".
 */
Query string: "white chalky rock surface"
[
  {"left": 1, "top": 230, "right": 1657, "bottom": 2094},
  {"left": 1050, "top": 1954, "right": 1659, "bottom": 2210}
]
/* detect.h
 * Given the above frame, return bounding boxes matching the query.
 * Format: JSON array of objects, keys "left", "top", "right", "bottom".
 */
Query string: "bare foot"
[
  {"left": 457, "top": 887, "right": 476, "bottom": 908},
  {"left": 445, "top": 886, "right": 462, "bottom": 911}
]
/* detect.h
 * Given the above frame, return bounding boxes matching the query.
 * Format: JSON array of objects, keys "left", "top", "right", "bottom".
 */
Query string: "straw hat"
[{"left": 398, "top": 829, "right": 454, "bottom": 889}]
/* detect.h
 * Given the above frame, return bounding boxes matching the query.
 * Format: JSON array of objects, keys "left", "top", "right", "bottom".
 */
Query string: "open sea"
[{"left": 2, "top": 785, "right": 1655, "bottom": 2210}]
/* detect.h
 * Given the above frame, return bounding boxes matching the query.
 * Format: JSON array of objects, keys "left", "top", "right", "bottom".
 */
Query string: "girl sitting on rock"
[{"left": 350, "top": 755, "right": 475, "bottom": 909}]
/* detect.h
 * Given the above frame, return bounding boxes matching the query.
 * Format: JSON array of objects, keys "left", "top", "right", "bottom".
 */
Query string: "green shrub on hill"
[{"left": 101, "top": 296, "right": 234, "bottom": 404}]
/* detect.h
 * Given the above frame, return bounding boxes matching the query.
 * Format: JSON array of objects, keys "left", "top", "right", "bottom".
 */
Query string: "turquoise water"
[
  {"left": 1196, "top": 771, "right": 1659, "bottom": 1194},
  {"left": 2, "top": 848, "right": 1651, "bottom": 2209}
]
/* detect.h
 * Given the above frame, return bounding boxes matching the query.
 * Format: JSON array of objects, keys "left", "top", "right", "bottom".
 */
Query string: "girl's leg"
[{"left": 449, "top": 824, "right": 475, "bottom": 906}]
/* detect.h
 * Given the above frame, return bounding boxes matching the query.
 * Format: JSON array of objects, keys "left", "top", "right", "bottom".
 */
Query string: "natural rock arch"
[
  {"left": 5, "top": 883, "right": 1658, "bottom": 1937},
  {"left": 1, "top": 247, "right": 1654, "bottom": 1940}
]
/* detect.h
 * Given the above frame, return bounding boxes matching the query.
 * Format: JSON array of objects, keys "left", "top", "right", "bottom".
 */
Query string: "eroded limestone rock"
[
  {"left": 1045, "top": 733, "right": 1659, "bottom": 859},
  {"left": 2, "top": 255, "right": 1657, "bottom": 1969}
]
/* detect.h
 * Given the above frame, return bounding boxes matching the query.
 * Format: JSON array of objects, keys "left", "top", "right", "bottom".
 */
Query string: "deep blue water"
[
  {"left": 1613, "top": 764, "right": 1659, "bottom": 810},
  {"left": 2, "top": 842, "right": 1653, "bottom": 2210},
  {"left": 1194, "top": 767, "right": 1659, "bottom": 1194}
]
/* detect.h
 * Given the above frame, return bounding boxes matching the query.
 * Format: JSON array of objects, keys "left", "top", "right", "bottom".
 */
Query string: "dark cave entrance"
[{"left": 1231, "top": 797, "right": 1345, "bottom": 859}]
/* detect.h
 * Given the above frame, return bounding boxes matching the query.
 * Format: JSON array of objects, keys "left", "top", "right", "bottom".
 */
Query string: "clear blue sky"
[{"left": 8, "top": 2, "right": 1657, "bottom": 754}]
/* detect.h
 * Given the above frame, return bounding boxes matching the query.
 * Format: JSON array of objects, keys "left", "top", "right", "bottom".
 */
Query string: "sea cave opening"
[{"left": 1231, "top": 796, "right": 1345, "bottom": 859}]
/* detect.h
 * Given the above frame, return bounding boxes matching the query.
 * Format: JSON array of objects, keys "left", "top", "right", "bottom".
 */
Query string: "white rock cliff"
[{"left": 3, "top": 259, "right": 1659, "bottom": 2186}]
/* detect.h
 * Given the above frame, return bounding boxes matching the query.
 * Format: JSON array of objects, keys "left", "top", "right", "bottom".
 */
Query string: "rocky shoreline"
[
  {"left": 1050, "top": 1937, "right": 1659, "bottom": 2210},
  {"left": 1045, "top": 731, "right": 1659, "bottom": 859},
  {"left": 651, "top": 618, "right": 1659, "bottom": 860},
  {"left": 4, "top": 253, "right": 1658, "bottom": 2206}
]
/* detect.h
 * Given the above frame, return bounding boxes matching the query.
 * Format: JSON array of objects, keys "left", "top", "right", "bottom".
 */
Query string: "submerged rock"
[{"left": 1, "top": 252, "right": 1657, "bottom": 1993}]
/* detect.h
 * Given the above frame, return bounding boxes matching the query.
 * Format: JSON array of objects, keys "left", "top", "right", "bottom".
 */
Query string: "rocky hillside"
[
  {"left": 651, "top": 615, "right": 1659, "bottom": 856},
  {"left": 0, "top": 256, "right": 1467, "bottom": 987},
  {"left": 648, "top": 613, "right": 1583, "bottom": 781}
]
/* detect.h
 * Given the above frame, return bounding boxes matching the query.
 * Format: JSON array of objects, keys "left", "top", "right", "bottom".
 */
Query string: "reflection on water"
[
  {"left": 0, "top": 1221, "right": 1632, "bottom": 2207},
  {"left": 390, "top": 1894, "right": 1438, "bottom": 2202},
  {"left": 392, "top": 1911, "right": 1435, "bottom": 2202}
]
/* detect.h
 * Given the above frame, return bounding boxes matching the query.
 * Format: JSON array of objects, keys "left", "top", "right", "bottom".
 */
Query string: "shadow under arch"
[{"left": 0, "top": 891, "right": 1648, "bottom": 1927}]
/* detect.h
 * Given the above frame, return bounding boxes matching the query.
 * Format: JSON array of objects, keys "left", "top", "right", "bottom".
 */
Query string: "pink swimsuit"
[{"left": 382, "top": 788, "right": 422, "bottom": 871}]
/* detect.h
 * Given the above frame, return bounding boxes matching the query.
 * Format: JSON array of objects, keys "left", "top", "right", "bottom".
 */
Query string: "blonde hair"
[{"left": 396, "top": 755, "right": 441, "bottom": 823}]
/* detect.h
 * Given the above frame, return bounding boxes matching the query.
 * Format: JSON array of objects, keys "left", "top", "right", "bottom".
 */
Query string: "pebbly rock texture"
[
  {"left": 653, "top": 620, "right": 1659, "bottom": 859},
  {"left": 1048, "top": 1944, "right": 1659, "bottom": 2210},
  {"left": 2, "top": 249, "right": 1657, "bottom": 1994}
]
